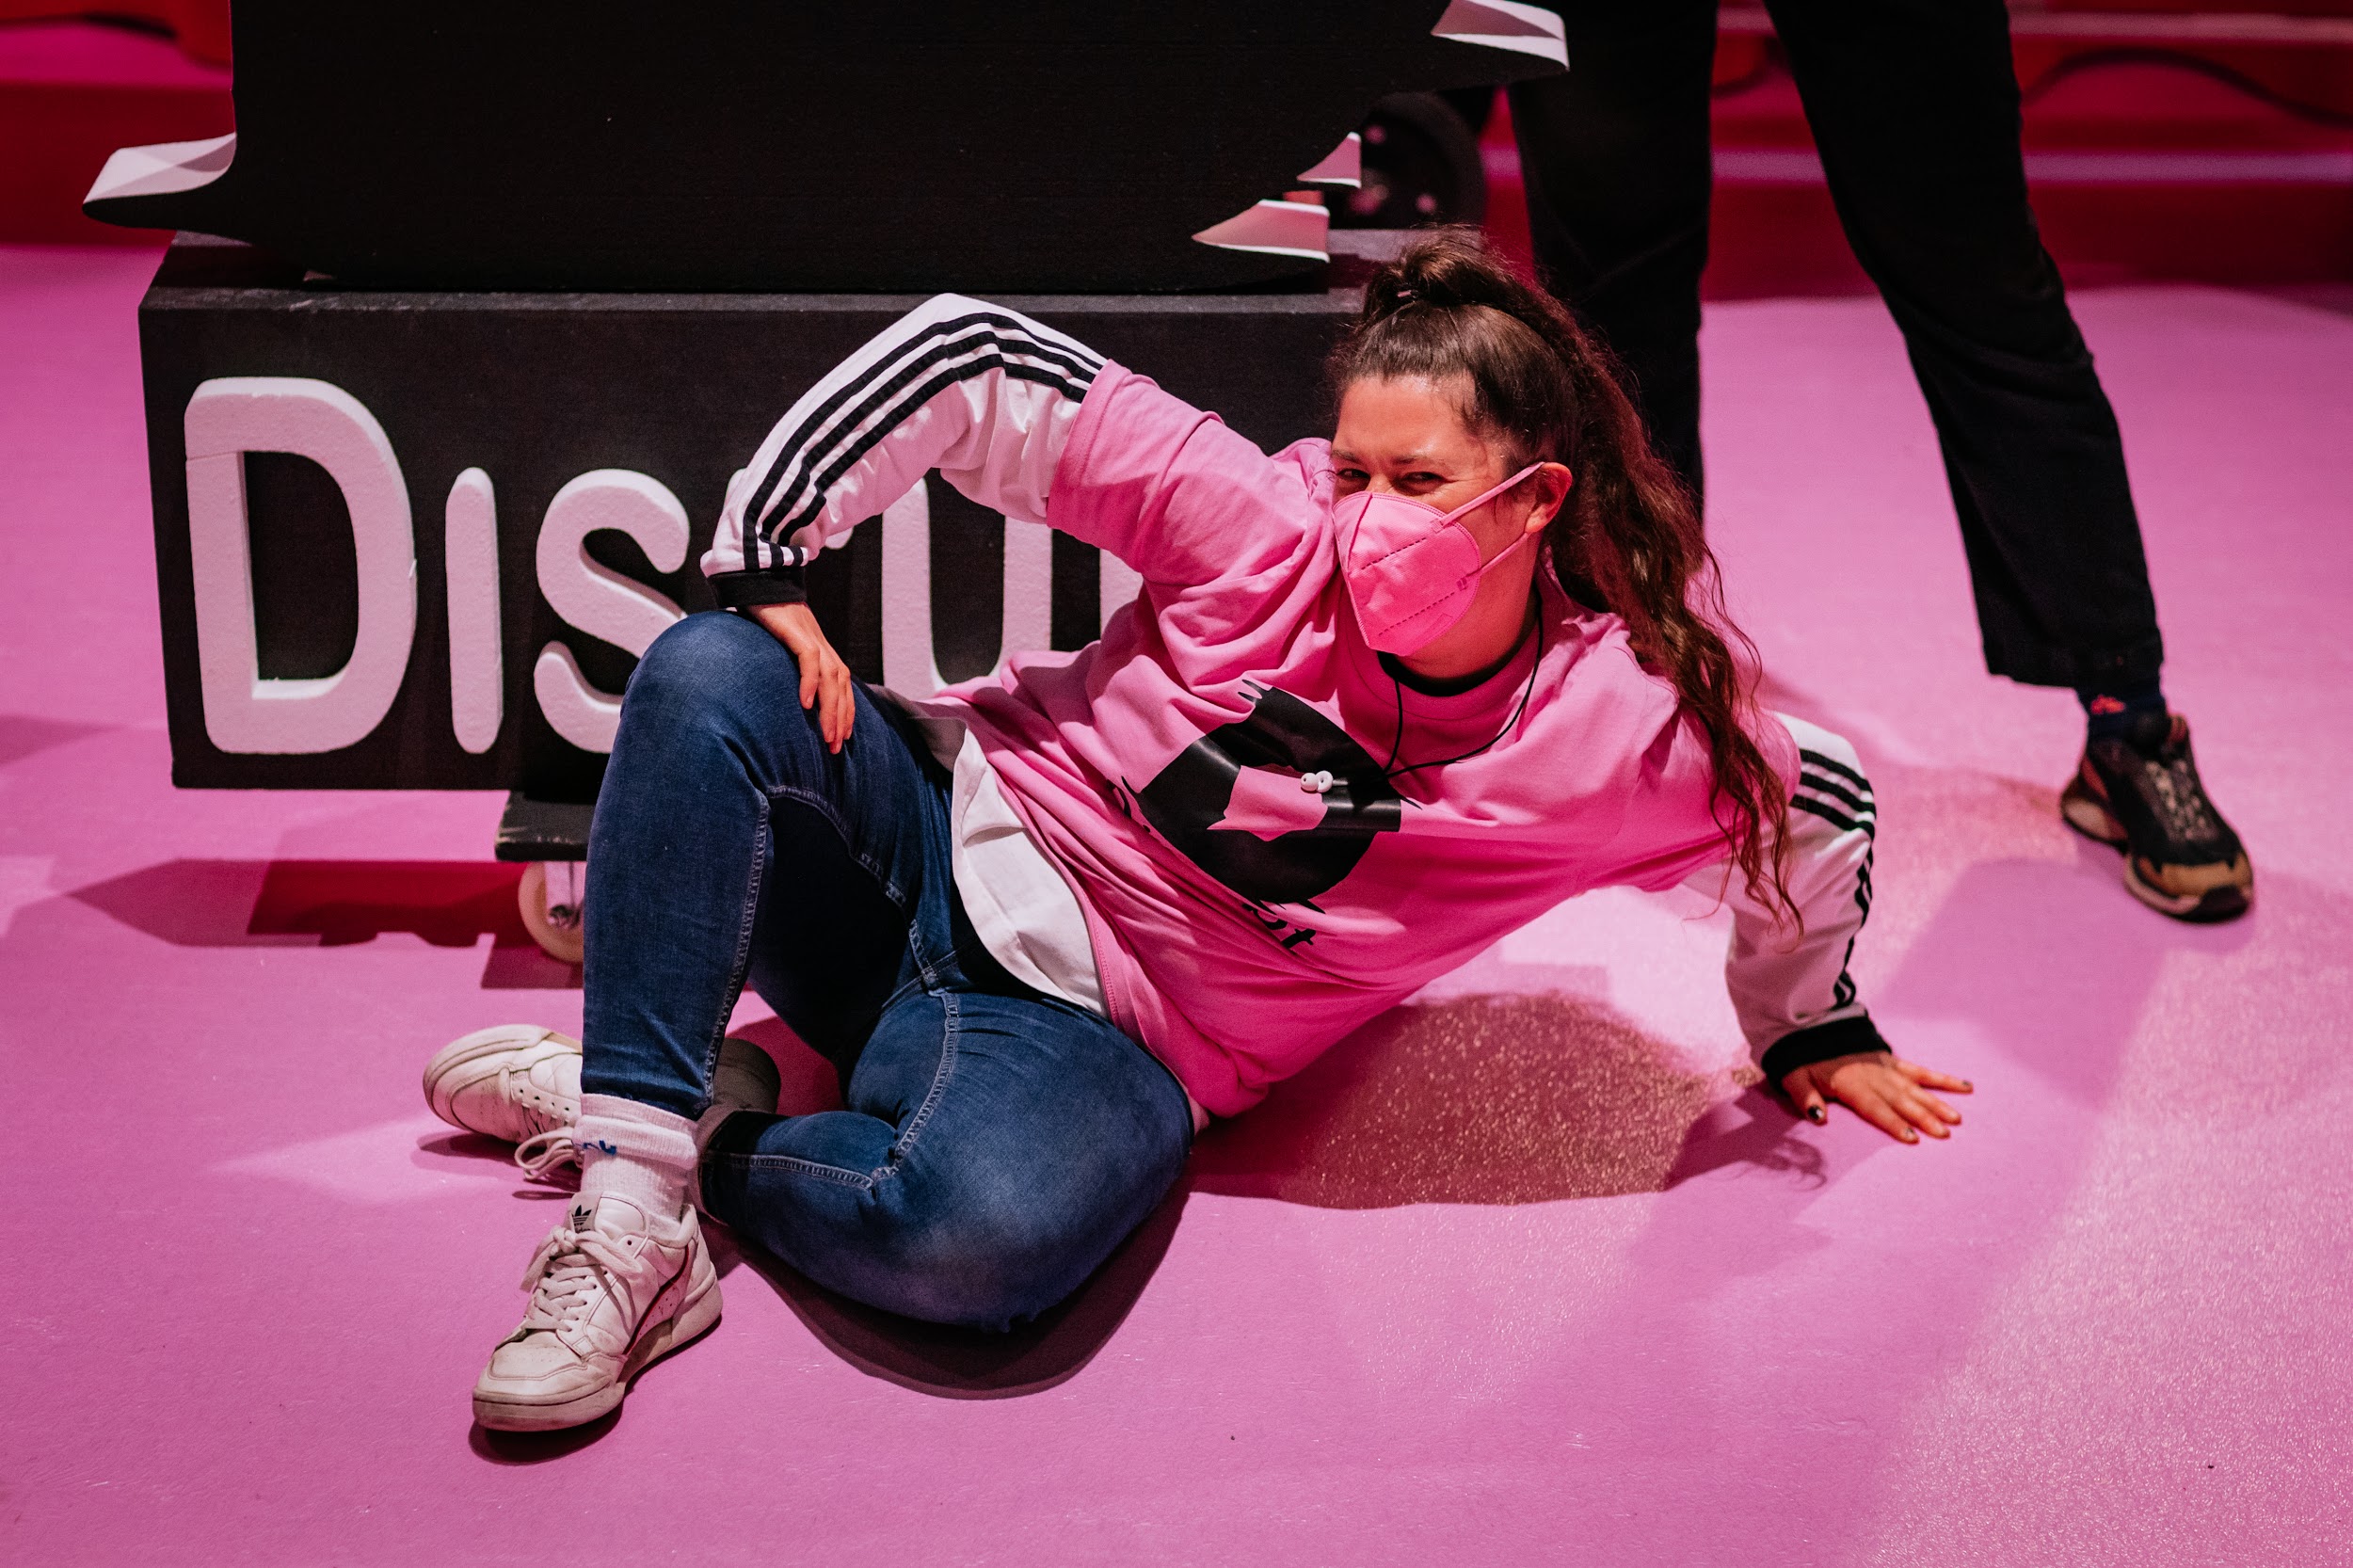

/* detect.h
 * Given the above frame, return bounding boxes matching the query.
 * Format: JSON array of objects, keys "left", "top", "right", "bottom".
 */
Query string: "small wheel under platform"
[{"left": 497, "top": 792, "right": 592, "bottom": 964}]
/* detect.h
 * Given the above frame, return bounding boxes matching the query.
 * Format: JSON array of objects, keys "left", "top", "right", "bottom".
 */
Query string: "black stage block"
[
  {"left": 495, "top": 793, "right": 595, "bottom": 864},
  {"left": 142, "top": 235, "right": 1366, "bottom": 800},
  {"left": 86, "top": 2, "right": 1561, "bottom": 293}
]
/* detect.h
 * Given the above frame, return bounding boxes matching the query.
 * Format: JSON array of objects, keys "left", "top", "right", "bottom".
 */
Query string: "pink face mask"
[{"left": 1335, "top": 463, "right": 1547, "bottom": 655}]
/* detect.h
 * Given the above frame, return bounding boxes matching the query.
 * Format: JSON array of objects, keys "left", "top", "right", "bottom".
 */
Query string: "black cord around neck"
[{"left": 1379, "top": 600, "right": 1545, "bottom": 784}]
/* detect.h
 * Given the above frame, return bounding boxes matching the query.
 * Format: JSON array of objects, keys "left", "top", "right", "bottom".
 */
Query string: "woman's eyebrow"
[{"left": 1330, "top": 444, "right": 1450, "bottom": 468}]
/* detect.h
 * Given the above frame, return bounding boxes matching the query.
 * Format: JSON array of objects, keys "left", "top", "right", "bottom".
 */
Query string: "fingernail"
[
  {"left": 1807, "top": 1106, "right": 1826, "bottom": 1124},
  {"left": 1962, "top": 1080, "right": 1974, "bottom": 1090}
]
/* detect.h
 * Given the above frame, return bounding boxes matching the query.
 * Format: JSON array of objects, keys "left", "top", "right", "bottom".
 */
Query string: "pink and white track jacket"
[{"left": 704, "top": 296, "right": 1884, "bottom": 1115}]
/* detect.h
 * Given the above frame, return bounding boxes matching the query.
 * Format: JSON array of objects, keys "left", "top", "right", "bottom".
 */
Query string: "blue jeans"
[{"left": 580, "top": 613, "right": 1193, "bottom": 1331}]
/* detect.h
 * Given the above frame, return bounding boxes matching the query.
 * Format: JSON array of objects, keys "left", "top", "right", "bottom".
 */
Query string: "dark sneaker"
[{"left": 2060, "top": 711, "right": 2251, "bottom": 922}]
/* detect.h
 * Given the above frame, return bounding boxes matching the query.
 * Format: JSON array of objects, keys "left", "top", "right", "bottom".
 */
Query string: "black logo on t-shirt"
[{"left": 1133, "top": 684, "right": 1402, "bottom": 908}]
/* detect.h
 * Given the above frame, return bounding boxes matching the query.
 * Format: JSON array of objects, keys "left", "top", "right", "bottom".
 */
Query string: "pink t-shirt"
[{"left": 917, "top": 364, "right": 1795, "bottom": 1116}]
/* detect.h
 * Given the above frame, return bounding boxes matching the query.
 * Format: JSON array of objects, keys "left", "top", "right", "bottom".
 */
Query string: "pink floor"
[{"left": 4, "top": 246, "right": 2350, "bottom": 1566}]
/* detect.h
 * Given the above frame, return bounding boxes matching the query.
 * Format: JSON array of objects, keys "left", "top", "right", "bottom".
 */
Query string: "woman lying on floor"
[{"left": 424, "top": 231, "right": 1970, "bottom": 1432}]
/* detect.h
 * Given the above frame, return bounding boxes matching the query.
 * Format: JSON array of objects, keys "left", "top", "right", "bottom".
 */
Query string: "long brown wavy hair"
[{"left": 1328, "top": 228, "right": 1793, "bottom": 920}]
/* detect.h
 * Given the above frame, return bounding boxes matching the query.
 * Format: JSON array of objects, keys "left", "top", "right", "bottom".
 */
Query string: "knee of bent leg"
[
  {"left": 628, "top": 611, "right": 793, "bottom": 706},
  {"left": 880, "top": 1189, "right": 1082, "bottom": 1332},
  {"left": 617, "top": 612, "right": 806, "bottom": 751}
]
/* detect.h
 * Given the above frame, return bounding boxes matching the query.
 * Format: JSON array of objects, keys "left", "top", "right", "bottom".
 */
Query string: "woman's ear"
[{"left": 1523, "top": 462, "right": 1575, "bottom": 532}]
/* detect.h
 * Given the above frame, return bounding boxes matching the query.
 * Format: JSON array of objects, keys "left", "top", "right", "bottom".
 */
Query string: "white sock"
[{"left": 574, "top": 1094, "right": 696, "bottom": 1224}]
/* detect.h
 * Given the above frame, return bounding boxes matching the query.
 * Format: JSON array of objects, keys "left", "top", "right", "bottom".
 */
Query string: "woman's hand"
[
  {"left": 1780, "top": 1051, "right": 1971, "bottom": 1144},
  {"left": 750, "top": 603, "right": 856, "bottom": 754}
]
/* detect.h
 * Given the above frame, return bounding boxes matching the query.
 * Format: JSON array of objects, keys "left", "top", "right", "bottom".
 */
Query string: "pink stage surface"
[{"left": 3, "top": 246, "right": 2347, "bottom": 1566}]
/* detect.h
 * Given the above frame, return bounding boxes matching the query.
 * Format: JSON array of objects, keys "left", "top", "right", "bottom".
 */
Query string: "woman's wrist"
[{"left": 1759, "top": 1014, "right": 1891, "bottom": 1088}]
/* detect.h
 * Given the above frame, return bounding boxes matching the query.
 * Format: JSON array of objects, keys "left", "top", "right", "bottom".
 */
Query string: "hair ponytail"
[{"left": 1330, "top": 228, "right": 1794, "bottom": 922}]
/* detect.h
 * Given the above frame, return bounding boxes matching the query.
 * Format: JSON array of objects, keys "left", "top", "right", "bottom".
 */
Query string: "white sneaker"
[
  {"left": 424, "top": 1025, "right": 783, "bottom": 1181},
  {"left": 424, "top": 1025, "right": 581, "bottom": 1145},
  {"left": 472, "top": 1194, "right": 721, "bottom": 1432}
]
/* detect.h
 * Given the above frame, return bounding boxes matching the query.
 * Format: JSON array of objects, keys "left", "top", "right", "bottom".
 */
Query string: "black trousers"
[{"left": 1509, "top": 0, "right": 2163, "bottom": 690}]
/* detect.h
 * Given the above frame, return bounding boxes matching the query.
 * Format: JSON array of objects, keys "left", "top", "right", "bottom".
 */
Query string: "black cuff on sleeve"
[
  {"left": 1759, "top": 1014, "right": 1890, "bottom": 1086},
  {"left": 708, "top": 568, "right": 808, "bottom": 610}
]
